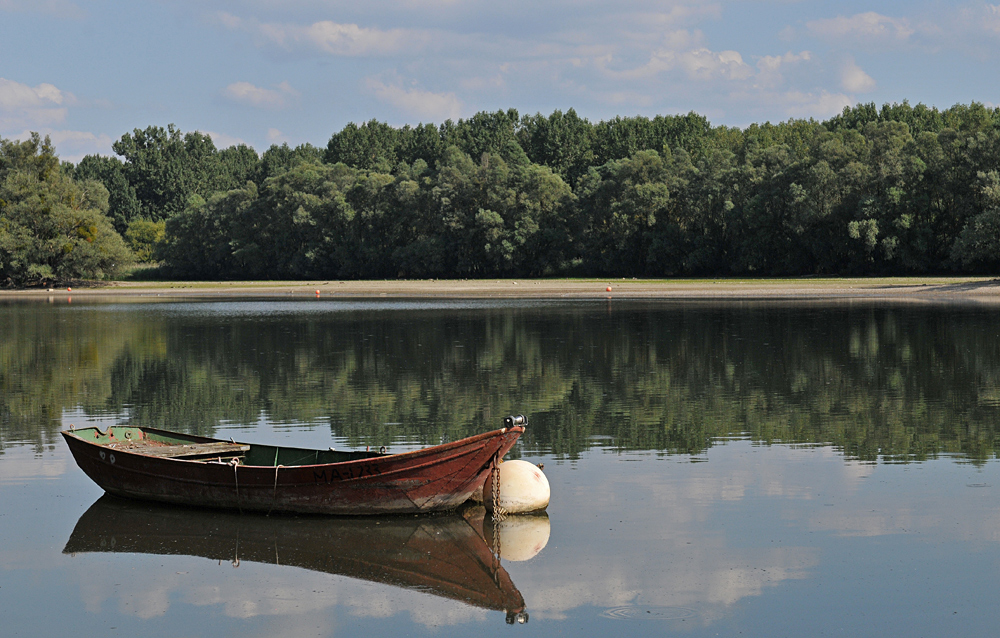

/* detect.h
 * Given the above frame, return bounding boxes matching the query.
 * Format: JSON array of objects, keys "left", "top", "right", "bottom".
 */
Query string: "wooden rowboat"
[
  {"left": 62, "top": 416, "right": 525, "bottom": 515},
  {"left": 64, "top": 495, "right": 528, "bottom": 623}
]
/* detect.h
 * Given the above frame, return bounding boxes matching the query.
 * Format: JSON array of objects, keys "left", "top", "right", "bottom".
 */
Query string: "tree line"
[{"left": 3, "top": 101, "right": 1000, "bottom": 284}]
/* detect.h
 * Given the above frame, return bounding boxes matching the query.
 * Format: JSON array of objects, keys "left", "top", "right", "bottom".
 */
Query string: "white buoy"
[
  {"left": 484, "top": 459, "right": 550, "bottom": 515},
  {"left": 485, "top": 512, "right": 550, "bottom": 561}
]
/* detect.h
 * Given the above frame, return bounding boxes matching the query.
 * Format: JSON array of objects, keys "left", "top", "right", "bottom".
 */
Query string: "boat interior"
[{"left": 67, "top": 425, "right": 387, "bottom": 466}]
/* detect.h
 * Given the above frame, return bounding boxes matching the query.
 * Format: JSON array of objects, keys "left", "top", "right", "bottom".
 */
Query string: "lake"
[{"left": 2, "top": 296, "right": 1000, "bottom": 637}]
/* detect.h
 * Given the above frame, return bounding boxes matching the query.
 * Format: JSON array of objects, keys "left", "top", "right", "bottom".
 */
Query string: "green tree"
[
  {"left": 577, "top": 150, "right": 673, "bottom": 275},
  {"left": 394, "top": 145, "right": 571, "bottom": 277},
  {"left": 659, "top": 147, "right": 739, "bottom": 274},
  {"left": 391, "top": 159, "right": 448, "bottom": 277},
  {"left": 440, "top": 109, "right": 521, "bottom": 161},
  {"left": 0, "top": 134, "right": 133, "bottom": 285},
  {"left": 112, "top": 125, "right": 243, "bottom": 222},
  {"left": 325, "top": 120, "right": 399, "bottom": 171},
  {"left": 218, "top": 144, "right": 261, "bottom": 191},
  {"left": 137, "top": 102, "right": 1000, "bottom": 280},
  {"left": 950, "top": 170, "right": 1000, "bottom": 270},
  {"left": 396, "top": 123, "right": 445, "bottom": 167},
  {"left": 339, "top": 169, "right": 401, "bottom": 278},
  {"left": 156, "top": 191, "right": 243, "bottom": 279},
  {"left": 258, "top": 143, "right": 324, "bottom": 183},
  {"left": 650, "top": 112, "right": 715, "bottom": 160},
  {"left": 950, "top": 207, "right": 1000, "bottom": 271},
  {"left": 518, "top": 108, "right": 595, "bottom": 186},
  {"left": 591, "top": 116, "right": 655, "bottom": 166},
  {"left": 112, "top": 125, "right": 191, "bottom": 220},
  {"left": 124, "top": 218, "right": 166, "bottom": 262},
  {"left": 74, "top": 154, "right": 141, "bottom": 234}
]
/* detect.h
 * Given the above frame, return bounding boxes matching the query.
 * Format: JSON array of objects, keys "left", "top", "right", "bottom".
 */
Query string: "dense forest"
[{"left": 3, "top": 101, "right": 1000, "bottom": 284}]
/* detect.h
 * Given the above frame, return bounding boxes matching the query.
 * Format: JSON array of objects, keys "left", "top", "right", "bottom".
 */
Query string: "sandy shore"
[{"left": 4, "top": 277, "right": 1000, "bottom": 301}]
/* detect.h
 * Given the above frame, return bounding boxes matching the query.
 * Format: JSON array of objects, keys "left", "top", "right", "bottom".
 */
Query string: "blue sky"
[{"left": 2, "top": 0, "right": 999, "bottom": 162}]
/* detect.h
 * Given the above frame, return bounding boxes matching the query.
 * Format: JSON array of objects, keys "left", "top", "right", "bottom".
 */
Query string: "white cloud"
[
  {"left": 652, "top": 3, "right": 723, "bottom": 25},
  {"left": 207, "top": 4, "right": 987, "bottom": 128},
  {"left": 840, "top": 60, "right": 876, "bottom": 93},
  {"left": 755, "top": 51, "right": 812, "bottom": 88},
  {"left": 779, "top": 90, "right": 854, "bottom": 119},
  {"left": 807, "top": 12, "right": 914, "bottom": 44},
  {"left": 0, "top": 78, "right": 117, "bottom": 163},
  {"left": 0, "top": 78, "right": 69, "bottom": 109},
  {"left": 219, "top": 12, "right": 427, "bottom": 57},
  {"left": 215, "top": 10, "right": 242, "bottom": 30},
  {"left": 0, "top": 78, "right": 74, "bottom": 130},
  {"left": 0, "top": 107, "right": 67, "bottom": 130},
  {"left": 366, "top": 79, "right": 463, "bottom": 121},
  {"left": 660, "top": 28, "right": 703, "bottom": 51},
  {"left": 613, "top": 5, "right": 725, "bottom": 47},
  {"left": 460, "top": 65, "right": 509, "bottom": 92},
  {"left": 986, "top": 4, "right": 1000, "bottom": 34},
  {"left": 222, "top": 81, "right": 298, "bottom": 110},
  {"left": 299, "top": 21, "right": 415, "bottom": 56},
  {"left": 910, "top": 3, "right": 1000, "bottom": 59},
  {"left": 757, "top": 51, "right": 811, "bottom": 74},
  {"left": 597, "top": 30, "right": 752, "bottom": 81},
  {"left": 797, "top": 5, "right": 1000, "bottom": 60},
  {"left": 953, "top": 3, "right": 1000, "bottom": 42},
  {"left": 678, "top": 48, "right": 753, "bottom": 80}
]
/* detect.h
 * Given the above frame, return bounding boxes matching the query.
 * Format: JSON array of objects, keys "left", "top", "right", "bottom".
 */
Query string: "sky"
[{"left": 1, "top": 0, "right": 999, "bottom": 162}]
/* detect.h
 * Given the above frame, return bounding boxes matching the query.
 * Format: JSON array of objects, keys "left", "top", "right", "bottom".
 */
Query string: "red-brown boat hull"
[{"left": 62, "top": 426, "right": 523, "bottom": 515}]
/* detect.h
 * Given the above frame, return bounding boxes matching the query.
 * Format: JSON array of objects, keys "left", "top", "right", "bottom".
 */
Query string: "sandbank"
[{"left": 4, "top": 277, "right": 1000, "bottom": 302}]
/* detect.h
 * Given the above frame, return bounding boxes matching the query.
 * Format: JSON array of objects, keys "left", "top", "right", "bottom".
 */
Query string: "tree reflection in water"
[{"left": 2, "top": 298, "right": 999, "bottom": 463}]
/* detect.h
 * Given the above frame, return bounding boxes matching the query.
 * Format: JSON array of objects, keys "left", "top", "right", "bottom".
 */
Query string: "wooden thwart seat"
[{"left": 117, "top": 440, "right": 249, "bottom": 459}]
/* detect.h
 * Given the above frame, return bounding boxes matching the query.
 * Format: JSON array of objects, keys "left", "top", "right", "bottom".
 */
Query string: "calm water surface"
[{"left": 2, "top": 297, "right": 1000, "bottom": 637}]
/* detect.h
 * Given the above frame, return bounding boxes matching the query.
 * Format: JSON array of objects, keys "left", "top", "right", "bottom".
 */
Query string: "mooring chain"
[
  {"left": 491, "top": 450, "right": 508, "bottom": 523},
  {"left": 490, "top": 449, "right": 507, "bottom": 576}
]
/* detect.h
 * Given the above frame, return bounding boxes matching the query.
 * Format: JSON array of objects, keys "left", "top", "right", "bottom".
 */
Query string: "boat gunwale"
[{"left": 60, "top": 424, "right": 522, "bottom": 470}]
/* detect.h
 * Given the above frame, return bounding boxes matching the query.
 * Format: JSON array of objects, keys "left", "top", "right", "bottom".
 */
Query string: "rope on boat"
[
  {"left": 266, "top": 465, "right": 283, "bottom": 516},
  {"left": 231, "top": 458, "right": 242, "bottom": 514}
]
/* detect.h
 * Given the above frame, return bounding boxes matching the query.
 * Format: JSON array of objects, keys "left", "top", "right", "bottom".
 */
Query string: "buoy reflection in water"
[{"left": 484, "top": 512, "right": 550, "bottom": 561}]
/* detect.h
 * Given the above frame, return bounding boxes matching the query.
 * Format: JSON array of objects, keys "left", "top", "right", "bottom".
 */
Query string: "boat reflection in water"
[{"left": 64, "top": 495, "right": 544, "bottom": 624}]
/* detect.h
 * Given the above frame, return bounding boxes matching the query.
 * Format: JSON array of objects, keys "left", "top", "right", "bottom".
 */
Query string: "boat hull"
[{"left": 62, "top": 425, "right": 523, "bottom": 515}]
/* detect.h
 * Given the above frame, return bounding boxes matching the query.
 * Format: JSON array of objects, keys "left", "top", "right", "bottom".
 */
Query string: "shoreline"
[{"left": 3, "top": 277, "right": 1000, "bottom": 301}]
